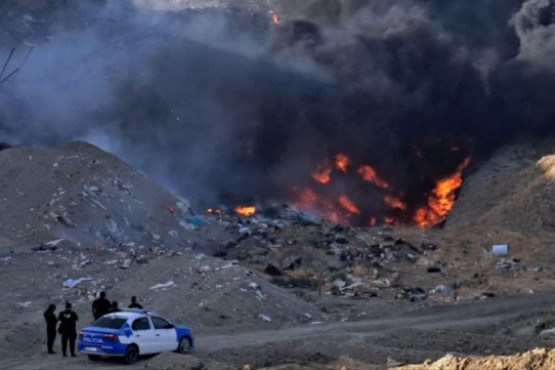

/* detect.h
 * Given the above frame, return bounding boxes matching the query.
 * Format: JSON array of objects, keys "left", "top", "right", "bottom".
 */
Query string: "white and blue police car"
[{"left": 77, "top": 310, "right": 194, "bottom": 364}]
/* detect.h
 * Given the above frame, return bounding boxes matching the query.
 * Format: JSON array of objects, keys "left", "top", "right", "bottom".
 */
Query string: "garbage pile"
[{"left": 198, "top": 203, "right": 452, "bottom": 303}]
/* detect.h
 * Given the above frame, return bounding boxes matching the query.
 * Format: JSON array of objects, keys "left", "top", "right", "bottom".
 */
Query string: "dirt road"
[{"left": 2, "top": 291, "right": 553, "bottom": 369}]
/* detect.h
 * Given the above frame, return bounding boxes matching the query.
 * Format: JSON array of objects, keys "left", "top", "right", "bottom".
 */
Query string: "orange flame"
[
  {"left": 312, "top": 167, "right": 332, "bottom": 184},
  {"left": 414, "top": 157, "right": 471, "bottom": 227},
  {"left": 334, "top": 153, "right": 350, "bottom": 173},
  {"left": 358, "top": 165, "right": 389, "bottom": 189},
  {"left": 206, "top": 208, "right": 222, "bottom": 216},
  {"left": 338, "top": 195, "right": 360, "bottom": 215},
  {"left": 384, "top": 195, "right": 407, "bottom": 211},
  {"left": 270, "top": 11, "right": 280, "bottom": 25},
  {"left": 235, "top": 206, "right": 256, "bottom": 217}
]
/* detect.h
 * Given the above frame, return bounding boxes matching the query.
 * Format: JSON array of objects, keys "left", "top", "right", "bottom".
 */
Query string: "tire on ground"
[
  {"left": 176, "top": 336, "right": 192, "bottom": 354},
  {"left": 123, "top": 344, "right": 139, "bottom": 365}
]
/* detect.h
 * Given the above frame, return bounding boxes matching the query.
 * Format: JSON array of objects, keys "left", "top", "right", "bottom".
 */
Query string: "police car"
[{"left": 77, "top": 310, "right": 194, "bottom": 364}]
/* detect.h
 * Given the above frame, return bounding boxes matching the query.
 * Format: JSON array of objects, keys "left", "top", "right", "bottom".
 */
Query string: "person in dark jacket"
[
  {"left": 58, "top": 302, "right": 79, "bottom": 357},
  {"left": 43, "top": 304, "right": 57, "bottom": 354},
  {"left": 108, "top": 301, "right": 121, "bottom": 313},
  {"left": 128, "top": 296, "right": 143, "bottom": 309},
  {"left": 91, "top": 291, "right": 111, "bottom": 320}
]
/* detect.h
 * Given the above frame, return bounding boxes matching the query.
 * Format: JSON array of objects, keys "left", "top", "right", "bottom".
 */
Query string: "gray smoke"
[{"left": 0, "top": 0, "right": 554, "bottom": 221}]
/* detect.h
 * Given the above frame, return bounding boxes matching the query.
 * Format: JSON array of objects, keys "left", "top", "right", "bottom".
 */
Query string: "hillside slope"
[
  {"left": 0, "top": 141, "right": 193, "bottom": 249},
  {"left": 447, "top": 138, "right": 555, "bottom": 240}
]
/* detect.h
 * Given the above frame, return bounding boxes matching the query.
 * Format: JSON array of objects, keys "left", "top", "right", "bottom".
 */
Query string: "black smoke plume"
[{"left": 0, "top": 0, "right": 554, "bottom": 225}]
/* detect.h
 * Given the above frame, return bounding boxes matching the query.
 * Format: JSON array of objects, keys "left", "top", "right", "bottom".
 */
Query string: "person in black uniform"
[
  {"left": 58, "top": 302, "right": 79, "bottom": 357},
  {"left": 91, "top": 291, "right": 111, "bottom": 320},
  {"left": 108, "top": 301, "right": 121, "bottom": 313},
  {"left": 128, "top": 296, "right": 143, "bottom": 309},
  {"left": 43, "top": 304, "right": 57, "bottom": 354}
]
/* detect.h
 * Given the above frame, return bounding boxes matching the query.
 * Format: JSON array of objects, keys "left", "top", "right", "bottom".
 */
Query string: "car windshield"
[{"left": 91, "top": 316, "right": 127, "bottom": 329}]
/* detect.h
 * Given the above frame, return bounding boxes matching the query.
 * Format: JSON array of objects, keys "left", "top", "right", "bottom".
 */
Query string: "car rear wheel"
[
  {"left": 87, "top": 354, "right": 101, "bottom": 361},
  {"left": 123, "top": 345, "right": 139, "bottom": 365},
  {"left": 177, "top": 337, "right": 192, "bottom": 354}
]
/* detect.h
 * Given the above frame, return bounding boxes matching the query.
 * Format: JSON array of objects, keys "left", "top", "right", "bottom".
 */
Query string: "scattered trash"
[
  {"left": 63, "top": 276, "right": 93, "bottom": 288},
  {"left": 220, "top": 261, "right": 238, "bottom": 269},
  {"left": 397, "top": 287, "right": 427, "bottom": 302},
  {"left": 186, "top": 215, "right": 205, "bottom": 229},
  {"left": 540, "top": 328, "right": 555, "bottom": 339},
  {"left": 49, "top": 211, "right": 75, "bottom": 228},
  {"left": 239, "top": 227, "right": 251, "bottom": 235},
  {"left": 31, "top": 245, "right": 57, "bottom": 252},
  {"left": 421, "top": 242, "right": 439, "bottom": 251},
  {"left": 297, "top": 212, "right": 320, "bottom": 226},
  {"left": 249, "top": 282, "right": 266, "bottom": 300},
  {"left": 198, "top": 265, "right": 211, "bottom": 273},
  {"left": 16, "top": 301, "right": 32, "bottom": 308},
  {"left": 120, "top": 259, "right": 132, "bottom": 269},
  {"left": 432, "top": 284, "right": 455, "bottom": 295},
  {"left": 492, "top": 244, "right": 509, "bottom": 256},
  {"left": 258, "top": 314, "right": 272, "bottom": 322},
  {"left": 45, "top": 239, "right": 64, "bottom": 246},
  {"left": 496, "top": 258, "right": 521, "bottom": 272},
  {"left": 149, "top": 281, "right": 176, "bottom": 290}
]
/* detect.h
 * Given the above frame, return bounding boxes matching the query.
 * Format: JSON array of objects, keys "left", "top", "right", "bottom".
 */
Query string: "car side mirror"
[{"left": 165, "top": 323, "right": 175, "bottom": 329}]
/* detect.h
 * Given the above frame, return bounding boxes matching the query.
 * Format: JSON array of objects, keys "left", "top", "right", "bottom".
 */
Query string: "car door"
[
  {"left": 130, "top": 317, "right": 156, "bottom": 354},
  {"left": 150, "top": 316, "right": 178, "bottom": 352}
]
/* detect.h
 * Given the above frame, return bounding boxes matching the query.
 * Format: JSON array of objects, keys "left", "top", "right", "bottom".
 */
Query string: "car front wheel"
[
  {"left": 177, "top": 337, "right": 192, "bottom": 354},
  {"left": 87, "top": 354, "right": 101, "bottom": 361},
  {"left": 123, "top": 345, "right": 139, "bottom": 365}
]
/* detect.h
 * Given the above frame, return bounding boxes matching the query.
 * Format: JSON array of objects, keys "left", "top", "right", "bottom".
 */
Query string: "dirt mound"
[
  {"left": 392, "top": 347, "right": 555, "bottom": 370},
  {"left": 0, "top": 141, "right": 196, "bottom": 249},
  {"left": 447, "top": 137, "right": 555, "bottom": 239}
]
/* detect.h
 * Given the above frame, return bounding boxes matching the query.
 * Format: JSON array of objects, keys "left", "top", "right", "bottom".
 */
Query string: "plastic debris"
[
  {"left": 149, "top": 281, "right": 176, "bottom": 290},
  {"left": 63, "top": 276, "right": 92, "bottom": 288},
  {"left": 17, "top": 301, "right": 32, "bottom": 308},
  {"left": 186, "top": 215, "right": 205, "bottom": 229},
  {"left": 258, "top": 314, "right": 272, "bottom": 322},
  {"left": 492, "top": 244, "right": 509, "bottom": 256}
]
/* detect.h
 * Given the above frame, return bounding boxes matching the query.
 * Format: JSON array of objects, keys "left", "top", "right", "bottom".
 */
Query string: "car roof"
[{"left": 101, "top": 309, "right": 161, "bottom": 320}]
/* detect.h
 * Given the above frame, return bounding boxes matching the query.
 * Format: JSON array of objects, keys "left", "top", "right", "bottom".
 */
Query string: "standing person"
[
  {"left": 128, "top": 296, "right": 143, "bottom": 309},
  {"left": 43, "top": 304, "right": 57, "bottom": 354},
  {"left": 58, "top": 302, "right": 79, "bottom": 357},
  {"left": 91, "top": 291, "right": 111, "bottom": 320},
  {"left": 108, "top": 301, "right": 121, "bottom": 313}
]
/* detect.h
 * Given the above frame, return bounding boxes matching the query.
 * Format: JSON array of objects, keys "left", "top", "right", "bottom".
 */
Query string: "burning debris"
[
  {"left": 292, "top": 151, "right": 471, "bottom": 228},
  {"left": 235, "top": 205, "right": 257, "bottom": 217},
  {"left": 200, "top": 201, "right": 458, "bottom": 303}
]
